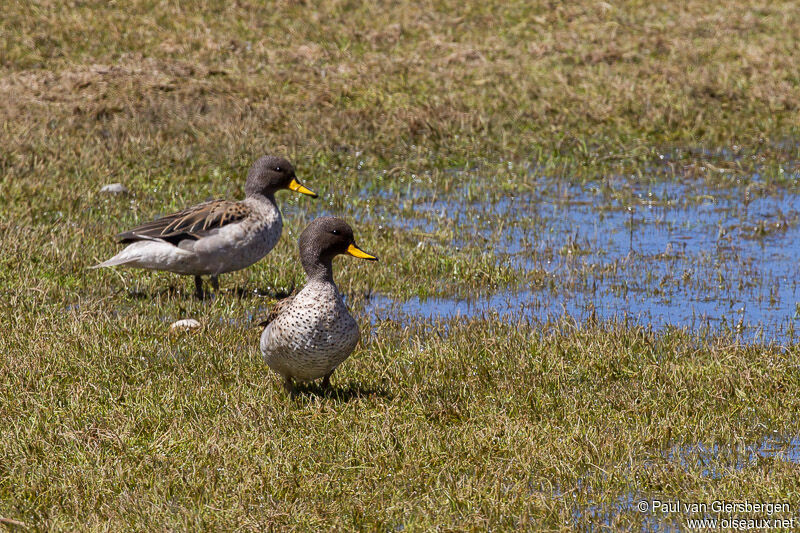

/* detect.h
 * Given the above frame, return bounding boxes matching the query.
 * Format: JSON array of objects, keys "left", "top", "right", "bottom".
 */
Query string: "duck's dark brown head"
[
  {"left": 244, "top": 155, "right": 317, "bottom": 199},
  {"left": 299, "top": 216, "right": 377, "bottom": 280}
]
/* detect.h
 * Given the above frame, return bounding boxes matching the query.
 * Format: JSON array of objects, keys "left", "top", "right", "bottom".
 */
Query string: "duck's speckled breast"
[{"left": 261, "top": 280, "right": 360, "bottom": 382}]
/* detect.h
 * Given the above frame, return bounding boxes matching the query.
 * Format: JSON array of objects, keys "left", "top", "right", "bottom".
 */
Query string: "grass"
[
  {"left": 3, "top": 313, "right": 800, "bottom": 530},
  {"left": 2, "top": 0, "right": 800, "bottom": 530}
]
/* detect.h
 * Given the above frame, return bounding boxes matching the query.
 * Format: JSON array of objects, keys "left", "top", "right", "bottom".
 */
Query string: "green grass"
[
  {"left": 3, "top": 313, "right": 800, "bottom": 530},
  {"left": 2, "top": 0, "right": 800, "bottom": 530}
]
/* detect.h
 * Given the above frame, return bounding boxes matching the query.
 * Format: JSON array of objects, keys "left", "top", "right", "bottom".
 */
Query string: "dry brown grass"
[{"left": 2, "top": 0, "right": 799, "bottom": 180}]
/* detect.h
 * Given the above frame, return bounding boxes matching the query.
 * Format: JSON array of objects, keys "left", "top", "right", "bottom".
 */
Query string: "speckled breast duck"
[
  {"left": 92, "top": 155, "right": 317, "bottom": 298},
  {"left": 259, "top": 216, "right": 377, "bottom": 392}
]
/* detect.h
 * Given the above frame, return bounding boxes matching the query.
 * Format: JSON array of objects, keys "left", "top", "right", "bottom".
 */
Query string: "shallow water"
[
  {"left": 665, "top": 434, "right": 800, "bottom": 478},
  {"left": 571, "top": 434, "right": 800, "bottom": 530},
  {"left": 364, "top": 175, "right": 800, "bottom": 344}
]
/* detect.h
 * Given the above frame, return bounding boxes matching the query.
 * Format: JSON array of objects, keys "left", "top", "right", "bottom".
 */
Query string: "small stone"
[
  {"left": 99, "top": 183, "right": 129, "bottom": 195},
  {"left": 170, "top": 318, "right": 201, "bottom": 332}
]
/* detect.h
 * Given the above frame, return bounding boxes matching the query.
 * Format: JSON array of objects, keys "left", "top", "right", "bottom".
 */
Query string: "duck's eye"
[
  {"left": 274, "top": 166, "right": 282, "bottom": 172},
  {"left": 331, "top": 229, "right": 340, "bottom": 235}
]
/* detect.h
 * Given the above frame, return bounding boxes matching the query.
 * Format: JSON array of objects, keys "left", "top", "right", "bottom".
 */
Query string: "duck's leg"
[
  {"left": 283, "top": 376, "right": 296, "bottom": 394},
  {"left": 210, "top": 275, "right": 220, "bottom": 293},
  {"left": 321, "top": 370, "right": 334, "bottom": 390},
  {"left": 194, "top": 275, "right": 205, "bottom": 299}
]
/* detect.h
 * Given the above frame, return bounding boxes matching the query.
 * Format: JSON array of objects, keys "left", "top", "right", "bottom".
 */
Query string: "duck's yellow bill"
[
  {"left": 288, "top": 178, "right": 318, "bottom": 198},
  {"left": 347, "top": 244, "right": 378, "bottom": 260}
]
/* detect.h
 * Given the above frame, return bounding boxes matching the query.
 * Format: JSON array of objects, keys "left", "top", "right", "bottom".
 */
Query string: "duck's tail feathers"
[
  {"left": 89, "top": 253, "right": 140, "bottom": 269},
  {"left": 90, "top": 239, "right": 194, "bottom": 270},
  {"left": 89, "top": 238, "right": 162, "bottom": 269}
]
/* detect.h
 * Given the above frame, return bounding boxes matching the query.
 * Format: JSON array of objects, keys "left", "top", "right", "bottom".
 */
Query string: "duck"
[
  {"left": 260, "top": 216, "right": 377, "bottom": 392},
  {"left": 92, "top": 155, "right": 317, "bottom": 298}
]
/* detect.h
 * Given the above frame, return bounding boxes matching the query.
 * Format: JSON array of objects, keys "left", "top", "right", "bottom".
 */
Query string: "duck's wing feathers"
[
  {"left": 115, "top": 200, "right": 251, "bottom": 245},
  {"left": 258, "top": 293, "right": 296, "bottom": 328}
]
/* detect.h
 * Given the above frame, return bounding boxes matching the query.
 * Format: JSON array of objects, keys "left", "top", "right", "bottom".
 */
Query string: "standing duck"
[
  {"left": 92, "top": 155, "right": 317, "bottom": 298},
  {"left": 260, "top": 216, "right": 377, "bottom": 392}
]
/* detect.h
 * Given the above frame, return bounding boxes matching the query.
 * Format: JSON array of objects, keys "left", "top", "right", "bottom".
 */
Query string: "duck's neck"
[
  {"left": 246, "top": 191, "right": 278, "bottom": 208},
  {"left": 301, "top": 251, "right": 335, "bottom": 285}
]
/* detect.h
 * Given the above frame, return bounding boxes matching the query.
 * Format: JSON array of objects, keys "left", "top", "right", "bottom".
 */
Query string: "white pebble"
[
  {"left": 170, "top": 318, "right": 201, "bottom": 331},
  {"left": 99, "top": 183, "right": 129, "bottom": 194}
]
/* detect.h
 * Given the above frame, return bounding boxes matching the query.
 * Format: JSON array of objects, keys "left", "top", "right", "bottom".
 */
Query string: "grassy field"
[{"left": 2, "top": 0, "right": 800, "bottom": 530}]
